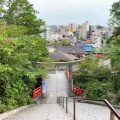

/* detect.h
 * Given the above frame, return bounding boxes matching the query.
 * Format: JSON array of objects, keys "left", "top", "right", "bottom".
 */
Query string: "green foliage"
[
  {"left": 104, "top": 2, "right": 120, "bottom": 99},
  {"left": 107, "top": 30, "right": 120, "bottom": 44},
  {"left": 108, "top": 1, "right": 120, "bottom": 26},
  {"left": 107, "top": 1, "right": 120, "bottom": 45},
  {"left": 61, "top": 39, "right": 68, "bottom": 46},
  {"left": 73, "top": 55, "right": 111, "bottom": 99},
  {"left": 85, "top": 81, "right": 109, "bottom": 99},
  {"left": 73, "top": 2, "right": 120, "bottom": 101},
  {"left": 73, "top": 56, "right": 96, "bottom": 84},
  {"left": 52, "top": 40, "right": 58, "bottom": 49},
  {"left": 73, "top": 56, "right": 111, "bottom": 83},
  {"left": 91, "top": 66, "right": 111, "bottom": 81},
  {"left": 97, "top": 25, "right": 104, "bottom": 29},
  {"left": 0, "top": 21, "right": 48, "bottom": 113},
  {"left": 111, "top": 76, "right": 120, "bottom": 93},
  {"left": 3, "top": 0, "right": 44, "bottom": 35},
  {"left": 80, "top": 36, "right": 82, "bottom": 40},
  {"left": 117, "top": 89, "right": 120, "bottom": 102},
  {"left": 105, "top": 35, "right": 120, "bottom": 71}
]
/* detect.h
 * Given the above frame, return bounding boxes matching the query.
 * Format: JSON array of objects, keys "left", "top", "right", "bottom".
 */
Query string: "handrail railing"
[
  {"left": 66, "top": 69, "right": 70, "bottom": 80},
  {"left": 32, "top": 85, "right": 42, "bottom": 98},
  {"left": 57, "top": 96, "right": 120, "bottom": 120},
  {"left": 72, "top": 85, "right": 84, "bottom": 96},
  {"left": 65, "top": 70, "right": 84, "bottom": 96},
  {"left": 104, "top": 99, "right": 120, "bottom": 120}
]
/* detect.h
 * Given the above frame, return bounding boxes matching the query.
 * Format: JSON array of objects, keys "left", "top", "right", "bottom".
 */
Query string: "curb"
[{"left": 0, "top": 104, "right": 34, "bottom": 120}]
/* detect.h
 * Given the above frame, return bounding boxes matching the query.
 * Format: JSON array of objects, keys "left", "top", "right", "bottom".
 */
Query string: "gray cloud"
[{"left": 28, "top": 0, "right": 119, "bottom": 26}]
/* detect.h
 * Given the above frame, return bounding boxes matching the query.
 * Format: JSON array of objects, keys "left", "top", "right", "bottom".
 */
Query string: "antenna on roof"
[{"left": 65, "top": 18, "right": 68, "bottom": 37}]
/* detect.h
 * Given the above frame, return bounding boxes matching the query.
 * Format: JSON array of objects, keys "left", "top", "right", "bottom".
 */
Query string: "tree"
[
  {"left": 107, "top": 1, "right": 120, "bottom": 44},
  {"left": 0, "top": 21, "right": 49, "bottom": 113},
  {"left": 3, "top": 0, "right": 44, "bottom": 35},
  {"left": 86, "top": 81, "right": 109, "bottom": 99},
  {"left": 102, "top": 2, "right": 120, "bottom": 98},
  {"left": 52, "top": 40, "right": 58, "bottom": 51},
  {"left": 108, "top": 1, "right": 120, "bottom": 26},
  {"left": 106, "top": 1, "right": 120, "bottom": 70},
  {"left": 97, "top": 25, "right": 104, "bottom": 29},
  {"left": 61, "top": 39, "right": 68, "bottom": 46},
  {"left": 80, "top": 36, "right": 83, "bottom": 40},
  {"left": 0, "top": 0, "right": 6, "bottom": 6},
  {"left": 105, "top": 43, "right": 120, "bottom": 71},
  {"left": 0, "top": 0, "right": 6, "bottom": 18},
  {"left": 73, "top": 56, "right": 96, "bottom": 84},
  {"left": 73, "top": 56, "right": 111, "bottom": 89}
]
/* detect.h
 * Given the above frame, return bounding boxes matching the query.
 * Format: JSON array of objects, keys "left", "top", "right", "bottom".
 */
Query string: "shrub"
[
  {"left": 0, "top": 21, "right": 48, "bottom": 113},
  {"left": 85, "top": 81, "right": 109, "bottom": 99}
]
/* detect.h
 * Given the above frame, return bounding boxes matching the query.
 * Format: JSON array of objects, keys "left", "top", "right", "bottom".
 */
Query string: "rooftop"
[{"left": 49, "top": 52, "right": 79, "bottom": 61}]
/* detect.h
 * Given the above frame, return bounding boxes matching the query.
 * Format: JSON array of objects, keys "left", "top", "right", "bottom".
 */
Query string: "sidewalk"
[
  {"left": 3, "top": 104, "right": 72, "bottom": 120},
  {"left": 2, "top": 71, "right": 119, "bottom": 120}
]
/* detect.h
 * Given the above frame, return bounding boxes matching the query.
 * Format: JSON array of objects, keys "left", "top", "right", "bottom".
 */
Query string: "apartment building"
[
  {"left": 58, "top": 25, "right": 66, "bottom": 33},
  {"left": 68, "top": 23, "right": 77, "bottom": 32},
  {"left": 81, "top": 21, "right": 89, "bottom": 40},
  {"left": 41, "top": 25, "right": 50, "bottom": 40},
  {"left": 50, "top": 33, "right": 59, "bottom": 41},
  {"left": 90, "top": 32, "right": 102, "bottom": 48},
  {"left": 50, "top": 25, "right": 58, "bottom": 33}
]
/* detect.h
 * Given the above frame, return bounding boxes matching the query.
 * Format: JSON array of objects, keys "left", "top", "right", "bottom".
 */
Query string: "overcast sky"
[{"left": 28, "top": 0, "right": 119, "bottom": 26}]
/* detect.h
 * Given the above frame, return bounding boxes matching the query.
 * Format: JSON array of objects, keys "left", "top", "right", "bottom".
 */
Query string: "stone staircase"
[{"left": 40, "top": 71, "right": 69, "bottom": 104}]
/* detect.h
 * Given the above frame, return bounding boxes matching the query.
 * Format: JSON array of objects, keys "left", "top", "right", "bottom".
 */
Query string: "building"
[
  {"left": 68, "top": 23, "right": 77, "bottom": 32},
  {"left": 81, "top": 39, "right": 92, "bottom": 44},
  {"left": 41, "top": 25, "right": 50, "bottom": 40},
  {"left": 50, "top": 25, "right": 58, "bottom": 33},
  {"left": 81, "top": 21, "right": 89, "bottom": 40},
  {"left": 58, "top": 25, "right": 66, "bottom": 34},
  {"left": 50, "top": 33, "right": 59, "bottom": 41},
  {"left": 90, "top": 32, "right": 102, "bottom": 48},
  {"left": 49, "top": 52, "right": 79, "bottom": 61},
  {"left": 66, "top": 36, "right": 77, "bottom": 45},
  {"left": 56, "top": 46, "right": 86, "bottom": 58},
  {"left": 81, "top": 45, "right": 94, "bottom": 55}
]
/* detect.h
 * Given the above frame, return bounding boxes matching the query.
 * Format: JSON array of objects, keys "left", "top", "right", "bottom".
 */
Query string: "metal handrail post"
[
  {"left": 60, "top": 97, "right": 61, "bottom": 105},
  {"left": 63, "top": 97, "right": 64, "bottom": 108},
  {"left": 73, "top": 98, "right": 76, "bottom": 120},
  {"left": 57, "top": 97, "right": 58, "bottom": 103},
  {"left": 58, "top": 97, "right": 59, "bottom": 103},
  {"left": 110, "top": 111, "right": 116, "bottom": 120},
  {"left": 66, "top": 97, "right": 68, "bottom": 113}
]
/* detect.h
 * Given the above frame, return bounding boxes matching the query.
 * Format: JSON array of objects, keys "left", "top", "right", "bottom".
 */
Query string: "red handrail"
[
  {"left": 65, "top": 70, "right": 84, "bottom": 96},
  {"left": 66, "top": 70, "right": 70, "bottom": 80},
  {"left": 32, "top": 85, "right": 42, "bottom": 98},
  {"left": 73, "top": 85, "right": 84, "bottom": 96}
]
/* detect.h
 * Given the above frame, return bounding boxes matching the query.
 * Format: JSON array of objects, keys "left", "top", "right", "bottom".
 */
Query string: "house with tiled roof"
[
  {"left": 49, "top": 52, "right": 79, "bottom": 61},
  {"left": 56, "top": 46, "right": 86, "bottom": 58}
]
